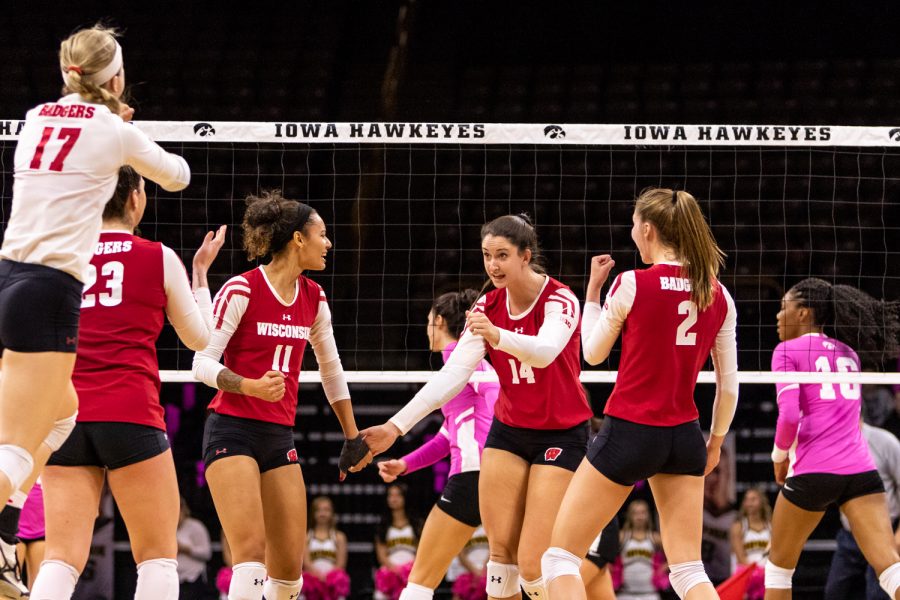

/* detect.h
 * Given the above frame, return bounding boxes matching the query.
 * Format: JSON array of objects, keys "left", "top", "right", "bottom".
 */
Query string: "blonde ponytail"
[{"left": 58, "top": 25, "right": 122, "bottom": 114}]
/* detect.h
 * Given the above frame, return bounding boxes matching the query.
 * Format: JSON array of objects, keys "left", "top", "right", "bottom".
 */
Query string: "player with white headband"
[{"left": 0, "top": 23, "right": 190, "bottom": 596}]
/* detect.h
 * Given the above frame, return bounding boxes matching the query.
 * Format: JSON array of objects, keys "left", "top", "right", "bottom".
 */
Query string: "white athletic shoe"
[{"left": 0, "top": 538, "right": 28, "bottom": 599}]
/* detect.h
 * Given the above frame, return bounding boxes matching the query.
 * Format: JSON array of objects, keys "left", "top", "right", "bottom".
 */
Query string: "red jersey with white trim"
[
  {"left": 72, "top": 232, "right": 167, "bottom": 429},
  {"left": 604, "top": 263, "right": 730, "bottom": 426},
  {"left": 208, "top": 267, "right": 323, "bottom": 426},
  {"left": 474, "top": 277, "right": 591, "bottom": 429}
]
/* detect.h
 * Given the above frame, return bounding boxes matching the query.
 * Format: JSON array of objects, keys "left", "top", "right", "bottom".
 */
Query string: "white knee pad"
[
  {"left": 540, "top": 546, "right": 582, "bottom": 586},
  {"left": 262, "top": 575, "right": 303, "bottom": 600},
  {"left": 879, "top": 562, "right": 900, "bottom": 598},
  {"left": 230, "top": 561, "right": 267, "bottom": 600},
  {"left": 668, "top": 560, "right": 711, "bottom": 599},
  {"left": 485, "top": 561, "right": 520, "bottom": 598},
  {"left": 764, "top": 560, "right": 795, "bottom": 590},
  {"left": 399, "top": 582, "right": 434, "bottom": 600},
  {"left": 135, "top": 558, "right": 178, "bottom": 600},
  {"left": 44, "top": 412, "right": 77, "bottom": 452},
  {"left": 29, "top": 559, "right": 80, "bottom": 599},
  {"left": 520, "top": 576, "right": 547, "bottom": 599},
  {"left": 0, "top": 445, "right": 33, "bottom": 491}
]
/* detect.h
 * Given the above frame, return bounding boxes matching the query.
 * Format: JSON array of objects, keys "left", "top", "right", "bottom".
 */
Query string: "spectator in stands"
[
  {"left": 611, "top": 499, "right": 668, "bottom": 600},
  {"left": 824, "top": 417, "right": 900, "bottom": 600},
  {"left": 304, "top": 496, "right": 350, "bottom": 600},
  {"left": 176, "top": 496, "right": 212, "bottom": 599},
  {"left": 701, "top": 453, "right": 736, "bottom": 586},
  {"left": 374, "top": 483, "right": 420, "bottom": 600},
  {"left": 729, "top": 487, "right": 771, "bottom": 600}
]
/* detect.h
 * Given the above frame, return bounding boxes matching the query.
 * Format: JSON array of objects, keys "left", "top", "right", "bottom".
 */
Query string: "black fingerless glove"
[{"left": 338, "top": 434, "right": 370, "bottom": 476}]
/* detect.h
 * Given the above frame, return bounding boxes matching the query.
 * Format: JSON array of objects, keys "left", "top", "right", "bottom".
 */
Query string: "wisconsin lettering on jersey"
[
  {"left": 255, "top": 321, "right": 311, "bottom": 340},
  {"left": 659, "top": 276, "right": 692, "bottom": 291},
  {"left": 37, "top": 103, "right": 96, "bottom": 119}
]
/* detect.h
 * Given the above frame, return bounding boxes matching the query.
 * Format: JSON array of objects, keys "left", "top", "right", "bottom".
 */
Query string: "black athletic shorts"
[
  {"left": 436, "top": 470, "right": 481, "bottom": 527},
  {"left": 0, "top": 260, "right": 82, "bottom": 354},
  {"left": 202, "top": 412, "right": 299, "bottom": 473},
  {"left": 585, "top": 517, "right": 620, "bottom": 569},
  {"left": 781, "top": 470, "right": 884, "bottom": 512},
  {"left": 48, "top": 422, "right": 170, "bottom": 469},
  {"left": 484, "top": 417, "right": 588, "bottom": 472},
  {"left": 586, "top": 416, "right": 707, "bottom": 486}
]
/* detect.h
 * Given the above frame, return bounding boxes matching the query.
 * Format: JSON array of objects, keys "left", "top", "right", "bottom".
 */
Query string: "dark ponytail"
[
  {"left": 102, "top": 165, "right": 142, "bottom": 221},
  {"left": 432, "top": 289, "right": 480, "bottom": 339},
  {"left": 790, "top": 277, "right": 900, "bottom": 368}
]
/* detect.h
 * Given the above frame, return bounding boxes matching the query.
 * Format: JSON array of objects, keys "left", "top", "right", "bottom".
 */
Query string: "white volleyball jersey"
[
  {"left": 2, "top": 94, "right": 190, "bottom": 280},
  {"left": 741, "top": 519, "right": 770, "bottom": 564}
]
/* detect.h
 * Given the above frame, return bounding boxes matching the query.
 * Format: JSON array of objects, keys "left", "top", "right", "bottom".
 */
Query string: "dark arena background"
[{"left": 1, "top": 2, "right": 899, "bottom": 598}]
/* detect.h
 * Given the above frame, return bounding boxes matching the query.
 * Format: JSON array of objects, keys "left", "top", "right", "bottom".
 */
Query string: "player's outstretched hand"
[
  {"left": 586, "top": 255, "right": 616, "bottom": 303},
  {"left": 338, "top": 434, "right": 372, "bottom": 481},
  {"left": 118, "top": 102, "right": 135, "bottom": 122},
  {"left": 377, "top": 459, "right": 407, "bottom": 483},
  {"left": 246, "top": 370, "right": 285, "bottom": 402},
  {"left": 360, "top": 422, "right": 401, "bottom": 456},
  {"left": 773, "top": 459, "right": 789, "bottom": 486},
  {"left": 193, "top": 225, "right": 227, "bottom": 274}
]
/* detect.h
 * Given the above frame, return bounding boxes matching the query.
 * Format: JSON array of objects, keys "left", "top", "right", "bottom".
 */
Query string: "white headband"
[{"left": 89, "top": 41, "right": 123, "bottom": 85}]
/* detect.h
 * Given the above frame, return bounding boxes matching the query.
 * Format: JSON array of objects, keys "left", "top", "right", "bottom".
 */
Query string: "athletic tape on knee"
[
  {"left": 485, "top": 561, "right": 520, "bottom": 598},
  {"left": 668, "top": 560, "right": 711, "bottom": 599},
  {"left": 879, "top": 562, "right": 900, "bottom": 598},
  {"left": 135, "top": 558, "right": 178, "bottom": 600},
  {"left": 29, "top": 559, "right": 80, "bottom": 598},
  {"left": 399, "top": 582, "right": 434, "bottom": 600},
  {"left": 520, "top": 575, "right": 547, "bottom": 599},
  {"left": 764, "top": 560, "right": 795, "bottom": 590},
  {"left": 0, "top": 445, "right": 33, "bottom": 491},
  {"left": 540, "top": 546, "right": 582, "bottom": 586},
  {"left": 230, "top": 561, "right": 267, "bottom": 600},
  {"left": 44, "top": 412, "right": 77, "bottom": 451},
  {"left": 262, "top": 575, "right": 303, "bottom": 600}
]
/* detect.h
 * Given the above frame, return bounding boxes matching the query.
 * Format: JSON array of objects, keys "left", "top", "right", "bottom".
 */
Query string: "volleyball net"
[{"left": 1, "top": 120, "right": 898, "bottom": 387}]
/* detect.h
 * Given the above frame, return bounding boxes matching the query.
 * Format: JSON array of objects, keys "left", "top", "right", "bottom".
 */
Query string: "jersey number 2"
[
  {"left": 81, "top": 262, "right": 124, "bottom": 308},
  {"left": 29, "top": 127, "right": 82, "bottom": 171},
  {"left": 676, "top": 300, "right": 698, "bottom": 346}
]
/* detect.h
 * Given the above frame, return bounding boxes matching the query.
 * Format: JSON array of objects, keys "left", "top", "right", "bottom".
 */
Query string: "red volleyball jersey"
[
  {"left": 73, "top": 231, "right": 168, "bottom": 428},
  {"left": 603, "top": 263, "right": 731, "bottom": 426},
  {"left": 474, "top": 277, "right": 592, "bottom": 430},
  {"left": 208, "top": 267, "right": 324, "bottom": 426}
]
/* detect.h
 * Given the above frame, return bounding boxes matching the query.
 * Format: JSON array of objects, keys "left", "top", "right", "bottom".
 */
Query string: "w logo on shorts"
[
  {"left": 286, "top": 449, "right": 298, "bottom": 462},
  {"left": 544, "top": 447, "right": 563, "bottom": 462}
]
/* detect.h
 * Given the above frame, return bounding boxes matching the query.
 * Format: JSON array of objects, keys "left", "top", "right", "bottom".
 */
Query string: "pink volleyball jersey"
[
  {"left": 472, "top": 277, "right": 591, "bottom": 430},
  {"left": 17, "top": 480, "right": 44, "bottom": 541},
  {"left": 772, "top": 333, "right": 875, "bottom": 476},
  {"left": 402, "top": 342, "right": 500, "bottom": 476},
  {"left": 208, "top": 268, "right": 323, "bottom": 426},
  {"left": 603, "top": 264, "right": 731, "bottom": 426},
  {"left": 73, "top": 232, "right": 168, "bottom": 429}
]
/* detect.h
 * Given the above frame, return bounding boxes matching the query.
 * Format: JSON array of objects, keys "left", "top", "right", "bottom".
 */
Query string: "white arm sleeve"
[
  {"left": 162, "top": 246, "right": 211, "bottom": 351},
  {"left": 582, "top": 271, "right": 635, "bottom": 365},
  {"left": 493, "top": 288, "right": 579, "bottom": 368},
  {"left": 120, "top": 123, "right": 190, "bottom": 191},
  {"left": 390, "top": 329, "right": 487, "bottom": 434},
  {"left": 710, "top": 286, "right": 739, "bottom": 436},
  {"left": 308, "top": 294, "right": 351, "bottom": 405},
  {"left": 191, "top": 277, "right": 250, "bottom": 389}
]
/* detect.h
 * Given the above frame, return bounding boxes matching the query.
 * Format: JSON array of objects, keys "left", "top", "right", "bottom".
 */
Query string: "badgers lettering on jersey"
[
  {"left": 256, "top": 322, "right": 311, "bottom": 340},
  {"left": 94, "top": 240, "right": 133, "bottom": 255},
  {"left": 659, "top": 276, "right": 692, "bottom": 292},
  {"left": 37, "top": 104, "right": 96, "bottom": 119}
]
